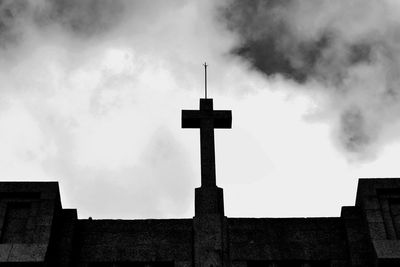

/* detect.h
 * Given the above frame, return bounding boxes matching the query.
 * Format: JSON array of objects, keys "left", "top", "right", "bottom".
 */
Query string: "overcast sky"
[{"left": 1, "top": 0, "right": 400, "bottom": 219}]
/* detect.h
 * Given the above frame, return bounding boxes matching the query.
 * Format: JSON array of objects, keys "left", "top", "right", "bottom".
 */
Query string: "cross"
[
  {"left": 203, "top": 62, "right": 208, "bottom": 99},
  {"left": 182, "top": 99, "right": 232, "bottom": 187}
]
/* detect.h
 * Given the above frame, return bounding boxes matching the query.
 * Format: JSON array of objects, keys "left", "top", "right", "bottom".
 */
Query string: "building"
[{"left": 0, "top": 99, "right": 399, "bottom": 267}]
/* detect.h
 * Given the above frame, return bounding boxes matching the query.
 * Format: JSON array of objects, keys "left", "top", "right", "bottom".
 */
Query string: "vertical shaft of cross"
[{"left": 199, "top": 104, "right": 216, "bottom": 187}]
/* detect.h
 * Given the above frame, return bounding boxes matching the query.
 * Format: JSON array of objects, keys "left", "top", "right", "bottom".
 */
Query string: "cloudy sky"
[{"left": 1, "top": 0, "right": 400, "bottom": 219}]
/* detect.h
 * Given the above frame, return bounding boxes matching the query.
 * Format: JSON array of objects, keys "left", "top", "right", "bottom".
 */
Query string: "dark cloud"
[
  {"left": 222, "top": 0, "right": 400, "bottom": 159},
  {"left": 224, "top": 0, "right": 372, "bottom": 85},
  {"left": 233, "top": 33, "right": 333, "bottom": 83},
  {"left": 0, "top": 0, "right": 28, "bottom": 47},
  {"left": 36, "top": 0, "right": 125, "bottom": 36},
  {"left": 0, "top": 0, "right": 126, "bottom": 48}
]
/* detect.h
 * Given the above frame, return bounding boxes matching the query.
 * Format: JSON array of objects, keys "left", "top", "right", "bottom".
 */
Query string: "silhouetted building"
[{"left": 0, "top": 99, "right": 399, "bottom": 267}]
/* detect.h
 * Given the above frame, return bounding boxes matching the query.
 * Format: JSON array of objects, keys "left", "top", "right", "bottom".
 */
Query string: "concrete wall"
[
  {"left": 228, "top": 218, "right": 349, "bottom": 267},
  {"left": 73, "top": 219, "right": 193, "bottom": 267},
  {"left": 355, "top": 179, "right": 400, "bottom": 266},
  {"left": 0, "top": 179, "right": 399, "bottom": 267},
  {"left": 0, "top": 182, "right": 60, "bottom": 264}
]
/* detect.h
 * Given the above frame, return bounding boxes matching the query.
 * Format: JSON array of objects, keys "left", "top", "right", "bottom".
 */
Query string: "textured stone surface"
[
  {"left": 76, "top": 219, "right": 193, "bottom": 263},
  {"left": 0, "top": 182, "right": 60, "bottom": 263},
  {"left": 373, "top": 240, "right": 400, "bottom": 258},
  {"left": 195, "top": 186, "right": 224, "bottom": 216},
  {"left": 0, "top": 178, "right": 399, "bottom": 267},
  {"left": 228, "top": 217, "right": 349, "bottom": 261}
]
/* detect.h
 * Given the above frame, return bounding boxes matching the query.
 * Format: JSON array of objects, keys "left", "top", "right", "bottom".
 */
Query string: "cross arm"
[
  {"left": 213, "top": 110, "right": 232, "bottom": 128},
  {"left": 182, "top": 110, "right": 202, "bottom": 128},
  {"left": 182, "top": 110, "right": 232, "bottom": 128}
]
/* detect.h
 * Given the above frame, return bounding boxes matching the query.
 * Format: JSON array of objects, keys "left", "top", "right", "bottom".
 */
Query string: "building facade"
[{"left": 0, "top": 99, "right": 399, "bottom": 267}]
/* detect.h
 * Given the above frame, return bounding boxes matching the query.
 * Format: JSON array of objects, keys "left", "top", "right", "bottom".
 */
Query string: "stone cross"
[{"left": 182, "top": 99, "right": 232, "bottom": 187}]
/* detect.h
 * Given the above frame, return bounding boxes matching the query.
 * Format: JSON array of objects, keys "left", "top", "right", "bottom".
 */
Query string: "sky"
[{"left": 1, "top": 0, "right": 400, "bottom": 219}]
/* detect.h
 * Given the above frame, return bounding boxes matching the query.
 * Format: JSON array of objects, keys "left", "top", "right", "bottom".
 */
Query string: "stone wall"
[
  {"left": 0, "top": 179, "right": 399, "bottom": 267},
  {"left": 73, "top": 219, "right": 193, "bottom": 267},
  {"left": 0, "top": 182, "right": 60, "bottom": 264},
  {"left": 228, "top": 218, "right": 349, "bottom": 267}
]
